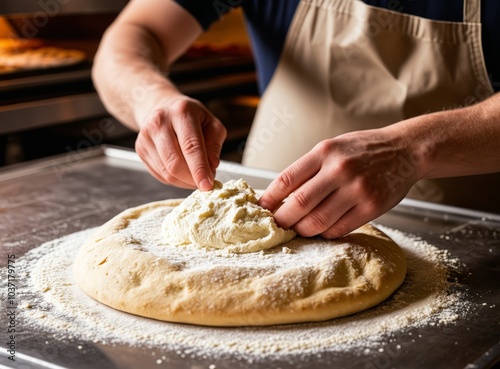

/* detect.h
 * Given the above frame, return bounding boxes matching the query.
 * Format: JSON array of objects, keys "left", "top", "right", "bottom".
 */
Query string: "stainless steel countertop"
[{"left": 0, "top": 146, "right": 499, "bottom": 369}]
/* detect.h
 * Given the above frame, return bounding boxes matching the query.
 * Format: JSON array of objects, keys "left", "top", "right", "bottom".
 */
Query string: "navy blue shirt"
[{"left": 175, "top": 0, "right": 500, "bottom": 93}]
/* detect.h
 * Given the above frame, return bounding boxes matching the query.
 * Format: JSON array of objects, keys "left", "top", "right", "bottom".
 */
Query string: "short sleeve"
[{"left": 173, "top": 0, "right": 238, "bottom": 30}]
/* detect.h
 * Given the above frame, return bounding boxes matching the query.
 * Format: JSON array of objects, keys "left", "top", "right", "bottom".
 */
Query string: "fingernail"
[
  {"left": 199, "top": 177, "right": 213, "bottom": 191},
  {"left": 259, "top": 200, "right": 272, "bottom": 211}
]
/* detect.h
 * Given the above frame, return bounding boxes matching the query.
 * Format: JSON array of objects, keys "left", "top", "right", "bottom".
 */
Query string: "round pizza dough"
[
  {"left": 74, "top": 197, "right": 407, "bottom": 326},
  {"left": 0, "top": 46, "right": 86, "bottom": 70},
  {"left": 0, "top": 38, "right": 44, "bottom": 51}
]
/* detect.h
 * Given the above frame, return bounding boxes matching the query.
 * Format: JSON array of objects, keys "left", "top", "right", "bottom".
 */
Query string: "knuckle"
[
  {"left": 322, "top": 222, "right": 353, "bottom": 239},
  {"left": 336, "top": 156, "right": 351, "bottom": 172},
  {"left": 294, "top": 225, "right": 317, "bottom": 238},
  {"left": 154, "top": 172, "right": 170, "bottom": 185},
  {"left": 163, "top": 174, "right": 177, "bottom": 184},
  {"left": 192, "top": 163, "right": 209, "bottom": 179},
  {"left": 209, "top": 143, "right": 223, "bottom": 162},
  {"left": 354, "top": 176, "right": 380, "bottom": 202},
  {"left": 303, "top": 211, "right": 331, "bottom": 235},
  {"left": 292, "top": 191, "right": 311, "bottom": 210},
  {"left": 314, "top": 140, "right": 333, "bottom": 156},
  {"left": 134, "top": 138, "right": 146, "bottom": 157},
  {"left": 363, "top": 200, "right": 379, "bottom": 216},
  {"left": 160, "top": 166, "right": 177, "bottom": 184},
  {"left": 218, "top": 123, "right": 228, "bottom": 139},
  {"left": 181, "top": 136, "right": 204, "bottom": 156},
  {"left": 294, "top": 212, "right": 330, "bottom": 237},
  {"left": 363, "top": 195, "right": 389, "bottom": 219},
  {"left": 211, "top": 141, "right": 223, "bottom": 155},
  {"left": 353, "top": 177, "right": 369, "bottom": 198},
  {"left": 213, "top": 119, "right": 227, "bottom": 137},
  {"left": 144, "top": 109, "right": 166, "bottom": 132},
  {"left": 275, "top": 171, "right": 294, "bottom": 193},
  {"left": 163, "top": 153, "right": 183, "bottom": 175},
  {"left": 169, "top": 98, "right": 192, "bottom": 115},
  {"left": 214, "top": 127, "right": 227, "bottom": 143},
  {"left": 334, "top": 153, "right": 359, "bottom": 176}
]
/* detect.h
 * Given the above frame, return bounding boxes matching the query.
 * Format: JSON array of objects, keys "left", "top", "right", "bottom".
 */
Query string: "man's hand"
[
  {"left": 135, "top": 96, "right": 227, "bottom": 191},
  {"left": 259, "top": 127, "right": 420, "bottom": 238},
  {"left": 92, "top": 0, "right": 227, "bottom": 190}
]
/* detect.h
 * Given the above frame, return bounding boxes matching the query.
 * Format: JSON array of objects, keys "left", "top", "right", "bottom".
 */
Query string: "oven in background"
[{"left": 0, "top": 2, "right": 258, "bottom": 167}]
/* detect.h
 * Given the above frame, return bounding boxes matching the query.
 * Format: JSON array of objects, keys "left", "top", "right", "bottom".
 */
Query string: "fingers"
[
  {"left": 320, "top": 196, "right": 391, "bottom": 239},
  {"left": 136, "top": 126, "right": 195, "bottom": 189},
  {"left": 259, "top": 152, "right": 321, "bottom": 212},
  {"left": 137, "top": 98, "right": 226, "bottom": 191},
  {"left": 202, "top": 117, "right": 227, "bottom": 174},
  {"left": 173, "top": 111, "right": 214, "bottom": 191},
  {"left": 320, "top": 206, "right": 367, "bottom": 239},
  {"left": 291, "top": 189, "right": 354, "bottom": 237},
  {"left": 272, "top": 176, "right": 339, "bottom": 230},
  {"left": 260, "top": 132, "right": 415, "bottom": 239},
  {"left": 273, "top": 172, "right": 390, "bottom": 238},
  {"left": 291, "top": 185, "right": 385, "bottom": 238}
]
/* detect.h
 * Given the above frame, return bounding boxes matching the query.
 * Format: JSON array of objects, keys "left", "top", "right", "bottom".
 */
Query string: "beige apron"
[{"left": 242, "top": 0, "right": 500, "bottom": 213}]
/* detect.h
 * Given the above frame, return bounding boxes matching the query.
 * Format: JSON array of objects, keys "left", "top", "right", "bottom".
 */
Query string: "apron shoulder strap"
[{"left": 463, "top": 0, "right": 481, "bottom": 23}]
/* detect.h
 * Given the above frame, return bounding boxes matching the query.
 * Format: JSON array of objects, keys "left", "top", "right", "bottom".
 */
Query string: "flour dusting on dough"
[
  {"left": 6, "top": 225, "right": 469, "bottom": 362},
  {"left": 161, "top": 179, "right": 296, "bottom": 253}
]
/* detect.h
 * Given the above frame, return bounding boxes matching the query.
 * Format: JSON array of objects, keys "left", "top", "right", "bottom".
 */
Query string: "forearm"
[
  {"left": 387, "top": 93, "right": 500, "bottom": 180},
  {"left": 92, "top": 24, "right": 183, "bottom": 131},
  {"left": 92, "top": 0, "right": 204, "bottom": 131}
]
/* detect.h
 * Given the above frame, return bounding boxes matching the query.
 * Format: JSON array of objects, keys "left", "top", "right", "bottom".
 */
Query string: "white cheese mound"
[{"left": 162, "top": 179, "right": 296, "bottom": 253}]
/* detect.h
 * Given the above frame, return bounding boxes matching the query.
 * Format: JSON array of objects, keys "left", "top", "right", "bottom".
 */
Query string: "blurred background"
[{"left": 0, "top": 0, "right": 258, "bottom": 167}]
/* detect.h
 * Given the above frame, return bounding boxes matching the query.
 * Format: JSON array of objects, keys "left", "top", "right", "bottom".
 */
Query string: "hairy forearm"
[
  {"left": 92, "top": 24, "right": 183, "bottom": 131},
  {"left": 387, "top": 93, "right": 500, "bottom": 180}
]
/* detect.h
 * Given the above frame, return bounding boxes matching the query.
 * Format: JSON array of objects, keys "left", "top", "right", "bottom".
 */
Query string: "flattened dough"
[{"left": 74, "top": 195, "right": 407, "bottom": 326}]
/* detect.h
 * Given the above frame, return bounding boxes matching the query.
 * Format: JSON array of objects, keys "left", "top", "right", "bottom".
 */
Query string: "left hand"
[
  {"left": 135, "top": 96, "right": 226, "bottom": 191},
  {"left": 259, "top": 127, "right": 421, "bottom": 238}
]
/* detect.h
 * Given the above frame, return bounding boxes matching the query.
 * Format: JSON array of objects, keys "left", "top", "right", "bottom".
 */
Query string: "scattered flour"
[{"left": 6, "top": 225, "right": 469, "bottom": 361}]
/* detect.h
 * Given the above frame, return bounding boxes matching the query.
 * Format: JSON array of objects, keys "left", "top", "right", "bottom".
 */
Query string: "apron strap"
[{"left": 463, "top": 0, "right": 481, "bottom": 23}]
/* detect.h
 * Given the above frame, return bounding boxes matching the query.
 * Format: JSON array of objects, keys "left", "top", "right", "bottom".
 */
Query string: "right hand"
[
  {"left": 135, "top": 96, "right": 227, "bottom": 191},
  {"left": 259, "top": 126, "right": 420, "bottom": 239}
]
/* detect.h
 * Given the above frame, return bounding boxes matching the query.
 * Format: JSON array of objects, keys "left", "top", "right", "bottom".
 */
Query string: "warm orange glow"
[
  {"left": 0, "top": 16, "right": 17, "bottom": 38},
  {"left": 195, "top": 8, "right": 250, "bottom": 46}
]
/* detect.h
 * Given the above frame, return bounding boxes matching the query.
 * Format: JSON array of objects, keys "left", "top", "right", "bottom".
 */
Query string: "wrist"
[
  {"left": 134, "top": 85, "right": 184, "bottom": 130},
  {"left": 383, "top": 115, "right": 436, "bottom": 182}
]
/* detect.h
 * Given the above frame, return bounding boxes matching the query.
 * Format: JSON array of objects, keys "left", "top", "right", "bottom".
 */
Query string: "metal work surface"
[{"left": 0, "top": 146, "right": 499, "bottom": 369}]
